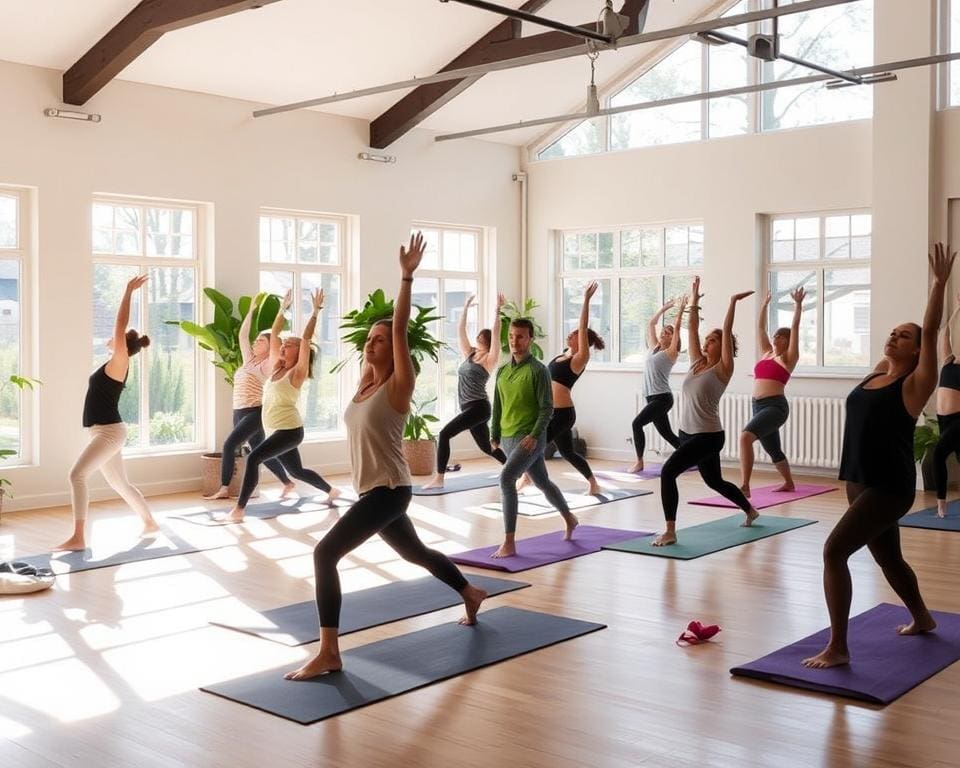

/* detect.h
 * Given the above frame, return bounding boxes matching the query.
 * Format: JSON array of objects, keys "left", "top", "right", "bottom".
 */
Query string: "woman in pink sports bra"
[{"left": 739, "top": 287, "right": 805, "bottom": 496}]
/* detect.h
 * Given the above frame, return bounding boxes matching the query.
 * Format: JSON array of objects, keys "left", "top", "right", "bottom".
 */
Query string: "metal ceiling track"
[
  {"left": 432, "top": 51, "right": 960, "bottom": 142},
  {"left": 438, "top": 0, "right": 613, "bottom": 44},
  {"left": 252, "top": 0, "right": 862, "bottom": 118}
]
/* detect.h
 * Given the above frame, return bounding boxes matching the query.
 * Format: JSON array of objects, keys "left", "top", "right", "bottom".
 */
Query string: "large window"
[
  {"left": 538, "top": 0, "right": 873, "bottom": 159},
  {"left": 948, "top": 0, "right": 960, "bottom": 107},
  {"left": 0, "top": 190, "right": 25, "bottom": 460},
  {"left": 259, "top": 212, "right": 346, "bottom": 437},
  {"left": 557, "top": 224, "right": 703, "bottom": 366},
  {"left": 410, "top": 225, "right": 483, "bottom": 420},
  {"left": 765, "top": 211, "right": 872, "bottom": 371},
  {"left": 92, "top": 200, "right": 201, "bottom": 451}
]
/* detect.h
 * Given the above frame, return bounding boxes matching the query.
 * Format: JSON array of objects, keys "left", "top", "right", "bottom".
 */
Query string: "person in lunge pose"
[{"left": 933, "top": 294, "right": 960, "bottom": 517}]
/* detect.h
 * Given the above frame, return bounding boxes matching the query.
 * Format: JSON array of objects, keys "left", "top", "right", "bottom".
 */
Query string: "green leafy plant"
[
  {"left": 914, "top": 414, "right": 940, "bottom": 463},
  {"left": 499, "top": 297, "right": 547, "bottom": 359},
  {"left": 0, "top": 375, "right": 43, "bottom": 500},
  {"left": 332, "top": 289, "right": 443, "bottom": 375},
  {"left": 404, "top": 396, "right": 440, "bottom": 441},
  {"left": 166, "top": 289, "right": 283, "bottom": 386}
]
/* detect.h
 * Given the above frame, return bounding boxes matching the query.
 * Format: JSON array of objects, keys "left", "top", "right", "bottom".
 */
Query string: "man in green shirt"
[{"left": 491, "top": 318, "right": 578, "bottom": 557}]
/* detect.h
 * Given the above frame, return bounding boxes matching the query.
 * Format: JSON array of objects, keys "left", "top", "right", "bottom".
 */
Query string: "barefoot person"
[
  {"left": 933, "top": 296, "right": 960, "bottom": 517},
  {"left": 739, "top": 287, "right": 805, "bottom": 496},
  {"left": 420, "top": 292, "right": 507, "bottom": 490},
  {"left": 223, "top": 288, "right": 338, "bottom": 522},
  {"left": 490, "top": 317, "right": 579, "bottom": 558},
  {"left": 653, "top": 278, "right": 759, "bottom": 547},
  {"left": 628, "top": 299, "right": 683, "bottom": 474},
  {"left": 802, "top": 244, "right": 954, "bottom": 669},
  {"left": 204, "top": 294, "right": 295, "bottom": 501},
  {"left": 285, "top": 233, "right": 488, "bottom": 680},
  {"left": 56, "top": 275, "right": 159, "bottom": 551}
]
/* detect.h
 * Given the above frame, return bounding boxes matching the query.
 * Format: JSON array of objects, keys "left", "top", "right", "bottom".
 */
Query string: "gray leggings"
[
  {"left": 743, "top": 395, "right": 789, "bottom": 463},
  {"left": 499, "top": 433, "right": 571, "bottom": 534}
]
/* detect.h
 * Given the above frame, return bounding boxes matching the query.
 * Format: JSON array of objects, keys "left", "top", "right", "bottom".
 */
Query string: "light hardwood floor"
[{"left": 0, "top": 459, "right": 958, "bottom": 768}]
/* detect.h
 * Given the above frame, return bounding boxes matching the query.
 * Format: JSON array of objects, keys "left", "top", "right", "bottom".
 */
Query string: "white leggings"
[{"left": 70, "top": 423, "right": 152, "bottom": 523}]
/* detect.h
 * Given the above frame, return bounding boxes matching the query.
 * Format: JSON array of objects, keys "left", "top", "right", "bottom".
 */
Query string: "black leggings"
[
  {"left": 632, "top": 393, "right": 680, "bottom": 460},
  {"left": 237, "top": 426, "right": 331, "bottom": 507},
  {"left": 547, "top": 407, "right": 594, "bottom": 481},
  {"left": 436, "top": 399, "right": 507, "bottom": 472},
  {"left": 220, "top": 406, "right": 291, "bottom": 487},
  {"left": 660, "top": 430, "right": 752, "bottom": 522},
  {"left": 312, "top": 485, "right": 468, "bottom": 627},
  {"left": 934, "top": 412, "right": 960, "bottom": 499}
]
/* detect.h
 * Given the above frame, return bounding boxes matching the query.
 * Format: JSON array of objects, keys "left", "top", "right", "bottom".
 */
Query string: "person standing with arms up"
[{"left": 933, "top": 295, "right": 960, "bottom": 517}]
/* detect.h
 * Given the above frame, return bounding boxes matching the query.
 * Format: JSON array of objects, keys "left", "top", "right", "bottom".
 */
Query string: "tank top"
[
  {"left": 548, "top": 355, "right": 582, "bottom": 389},
  {"left": 644, "top": 348, "right": 674, "bottom": 397},
  {"left": 233, "top": 359, "right": 269, "bottom": 409},
  {"left": 754, "top": 357, "right": 791, "bottom": 384},
  {"left": 839, "top": 374, "right": 916, "bottom": 492},
  {"left": 261, "top": 371, "right": 302, "bottom": 431},
  {"left": 939, "top": 356, "right": 960, "bottom": 391},
  {"left": 344, "top": 383, "right": 412, "bottom": 495},
  {"left": 457, "top": 353, "right": 490, "bottom": 406},
  {"left": 82, "top": 364, "right": 126, "bottom": 428},
  {"left": 680, "top": 366, "right": 727, "bottom": 434}
]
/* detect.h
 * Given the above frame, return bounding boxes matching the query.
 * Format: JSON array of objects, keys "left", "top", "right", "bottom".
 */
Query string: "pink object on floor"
[
  {"left": 676, "top": 620, "right": 722, "bottom": 646},
  {"left": 689, "top": 483, "right": 835, "bottom": 510}
]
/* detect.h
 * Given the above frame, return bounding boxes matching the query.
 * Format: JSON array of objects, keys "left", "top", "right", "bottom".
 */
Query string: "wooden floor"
[{"left": 1, "top": 458, "right": 958, "bottom": 768}]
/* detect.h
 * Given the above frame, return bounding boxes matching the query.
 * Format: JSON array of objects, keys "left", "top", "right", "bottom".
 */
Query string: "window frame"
[
  {"left": 940, "top": 0, "right": 960, "bottom": 109},
  {"left": 763, "top": 208, "right": 873, "bottom": 375},
  {"left": 91, "top": 196, "right": 206, "bottom": 456}
]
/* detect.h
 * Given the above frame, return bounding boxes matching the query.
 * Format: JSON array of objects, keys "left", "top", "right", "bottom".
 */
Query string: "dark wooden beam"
[
  {"left": 370, "top": 0, "right": 647, "bottom": 149},
  {"left": 63, "top": 0, "right": 284, "bottom": 105}
]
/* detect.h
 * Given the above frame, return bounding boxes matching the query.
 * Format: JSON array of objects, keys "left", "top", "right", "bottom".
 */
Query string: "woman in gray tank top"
[
  {"left": 652, "top": 276, "right": 759, "bottom": 547},
  {"left": 420, "top": 292, "right": 507, "bottom": 490},
  {"left": 285, "top": 233, "right": 488, "bottom": 681}
]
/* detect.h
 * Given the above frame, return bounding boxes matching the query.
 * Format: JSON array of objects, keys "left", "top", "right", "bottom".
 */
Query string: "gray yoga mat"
[
  {"left": 483, "top": 487, "right": 653, "bottom": 517},
  {"left": 17, "top": 532, "right": 209, "bottom": 574},
  {"left": 900, "top": 503, "right": 960, "bottom": 531},
  {"left": 413, "top": 472, "right": 501, "bottom": 496},
  {"left": 172, "top": 494, "right": 352, "bottom": 525},
  {"left": 210, "top": 574, "right": 531, "bottom": 646},
  {"left": 201, "top": 606, "right": 605, "bottom": 724}
]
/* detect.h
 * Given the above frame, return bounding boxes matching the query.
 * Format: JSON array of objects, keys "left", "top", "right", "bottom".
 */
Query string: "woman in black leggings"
[
  {"left": 653, "top": 278, "right": 758, "bottom": 547},
  {"left": 933, "top": 295, "right": 960, "bottom": 517},
  {"left": 285, "top": 233, "right": 487, "bottom": 681},
  {"left": 802, "top": 243, "right": 953, "bottom": 670},
  {"left": 421, "top": 292, "right": 506, "bottom": 489}
]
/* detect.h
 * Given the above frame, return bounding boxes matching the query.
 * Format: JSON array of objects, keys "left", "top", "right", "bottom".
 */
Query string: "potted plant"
[
  {"left": 403, "top": 396, "right": 440, "bottom": 475},
  {"left": 0, "top": 375, "right": 42, "bottom": 521},
  {"left": 499, "top": 297, "right": 547, "bottom": 359},
  {"left": 914, "top": 414, "right": 940, "bottom": 492}
]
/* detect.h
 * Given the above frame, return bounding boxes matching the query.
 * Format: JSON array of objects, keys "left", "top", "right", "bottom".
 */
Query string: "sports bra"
[
  {"left": 754, "top": 357, "right": 791, "bottom": 385},
  {"left": 939, "top": 356, "right": 960, "bottom": 391},
  {"left": 548, "top": 355, "right": 582, "bottom": 389}
]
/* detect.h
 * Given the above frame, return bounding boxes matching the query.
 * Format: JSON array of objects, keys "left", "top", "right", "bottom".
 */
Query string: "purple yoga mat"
[
  {"left": 690, "top": 483, "right": 835, "bottom": 510},
  {"left": 731, "top": 603, "right": 960, "bottom": 704},
  {"left": 450, "top": 526, "right": 650, "bottom": 573}
]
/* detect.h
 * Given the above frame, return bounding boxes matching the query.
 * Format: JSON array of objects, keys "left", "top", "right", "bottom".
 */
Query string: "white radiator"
[{"left": 641, "top": 391, "right": 846, "bottom": 469}]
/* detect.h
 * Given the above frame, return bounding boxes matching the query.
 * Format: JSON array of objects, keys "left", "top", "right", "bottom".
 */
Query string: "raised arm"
[
  {"left": 570, "top": 281, "right": 598, "bottom": 374},
  {"left": 784, "top": 286, "right": 805, "bottom": 370},
  {"left": 665, "top": 294, "right": 687, "bottom": 361},
  {"left": 387, "top": 232, "right": 425, "bottom": 411},
  {"left": 687, "top": 276, "right": 704, "bottom": 366},
  {"left": 905, "top": 243, "right": 956, "bottom": 415},
  {"left": 105, "top": 274, "right": 147, "bottom": 379},
  {"left": 757, "top": 292, "right": 773, "bottom": 357},
  {"left": 238, "top": 295, "right": 256, "bottom": 364},
  {"left": 268, "top": 290, "right": 291, "bottom": 370},
  {"left": 458, "top": 294, "right": 475, "bottom": 359},
  {"left": 647, "top": 300, "right": 674, "bottom": 350},
  {"left": 290, "top": 289, "right": 322, "bottom": 388},
  {"left": 480, "top": 292, "right": 506, "bottom": 374},
  {"left": 719, "top": 291, "right": 755, "bottom": 382}
]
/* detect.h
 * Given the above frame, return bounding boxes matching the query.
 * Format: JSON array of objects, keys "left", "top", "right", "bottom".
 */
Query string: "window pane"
[
  {"left": 561, "top": 279, "right": 611, "bottom": 363},
  {"left": 621, "top": 229, "right": 642, "bottom": 268},
  {"left": 641, "top": 229, "right": 663, "bottom": 267},
  {"left": 825, "top": 267, "right": 870, "bottom": 368},
  {"left": 538, "top": 118, "right": 604, "bottom": 160},
  {"left": 665, "top": 227, "right": 689, "bottom": 267},
  {"left": 795, "top": 217, "right": 820, "bottom": 261},
  {"left": 708, "top": 1, "right": 750, "bottom": 138},
  {"left": 598, "top": 233, "right": 614, "bottom": 269},
  {"left": 412, "top": 277, "right": 440, "bottom": 415},
  {"left": 269, "top": 217, "right": 295, "bottom": 263},
  {"left": 442, "top": 279, "right": 478, "bottom": 419},
  {"left": 688, "top": 226, "right": 704, "bottom": 266},
  {"left": 0, "top": 195, "right": 16, "bottom": 249},
  {"left": 953, "top": 0, "right": 960, "bottom": 106},
  {"left": 93, "top": 203, "right": 114, "bottom": 229},
  {"left": 770, "top": 269, "right": 817, "bottom": 368},
  {"left": 301, "top": 272, "right": 341, "bottom": 434},
  {"left": 260, "top": 270, "right": 293, "bottom": 299},
  {"left": 146, "top": 267, "right": 196, "bottom": 446},
  {"left": 0, "top": 260, "right": 21, "bottom": 455},
  {"left": 620, "top": 276, "right": 660, "bottom": 363},
  {"left": 442, "top": 231, "right": 478, "bottom": 272},
  {"left": 319, "top": 222, "right": 339, "bottom": 265},
  {"left": 417, "top": 229, "right": 440, "bottom": 271}
]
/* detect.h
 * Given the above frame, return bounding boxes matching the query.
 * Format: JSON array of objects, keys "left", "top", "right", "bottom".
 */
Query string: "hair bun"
[{"left": 139, "top": 335, "right": 151, "bottom": 349}]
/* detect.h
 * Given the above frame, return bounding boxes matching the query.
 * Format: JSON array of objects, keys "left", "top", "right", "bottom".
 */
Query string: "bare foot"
[
  {"left": 280, "top": 482, "right": 296, "bottom": 499},
  {"left": 53, "top": 536, "right": 86, "bottom": 552},
  {"left": 741, "top": 508, "right": 760, "bottom": 527},
  {"left": 458, "top": 585, "right": 488, "bottom": 625},
  {"left": 516, "top": 473, "right": 532, "bottom": 492},
  {"left": 203, "top": 486, "right": 230, "bottom": 500},
  {"left": 283, "top": 652, "right": 343, "bottom": 680},
  {"left": 491, "top": 541, "right": 517, "bottom": 559},
  {"left": 627, "top": 460, "right": 644, "bottom": 474},
  {"left": 651, "top": 532, "right": 677, "bottom": 547},
  {"left": 219, "top": 506, "right": 245, "bottom": 524},
  {"left": 897, "top": 614, "right": 937, "bottom": 635},
  {"left": 587, "top": 479, "right": 601, "bottom": 495},
  {"left": 740, "top": 484, "right": 751, "bottom": 498},
  {"left": 773, "top": 482, "right": 796, "bottom": 493},
  {"left": 801, "top": 647, "right": 849, "bottom": 669},
  {"left": 326, "top": 487, "right": 342, "bottom": 504},
  {"left": 420, "top": 474, "right": 445, "bottom": 490},
  {"left": 937, "top": 499, "right": 947, "bottom": 519},
  {"left": 140, "top": 519, "right": 161, "bottom": 537},
  {"left": 562, "top": 511, "right": 579, "bottom": 541}
]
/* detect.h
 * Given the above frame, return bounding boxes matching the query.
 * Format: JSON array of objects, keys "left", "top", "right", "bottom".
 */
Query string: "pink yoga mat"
[{"left": 690, "top": 483, "right": 835, "bottom": 509}]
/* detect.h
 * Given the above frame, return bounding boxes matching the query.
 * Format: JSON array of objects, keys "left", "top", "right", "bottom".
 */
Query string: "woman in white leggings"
[{"left": 55, "top": 275, "right": 158, "bottom": 551}]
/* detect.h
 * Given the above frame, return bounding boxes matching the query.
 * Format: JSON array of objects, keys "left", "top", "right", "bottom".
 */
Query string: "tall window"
[
  {"left": 557, "top": 224, "right": 703, "bottom": 366},
  {"left": 92, "top": 200, "right": 201, "bottom": 451},
  {"left": 259, "top": 212, "right": 345, "bottom": 437},
  {"left": 949, "top": 0, "right": 960, "bottom": 107},
  {"left": 765, "top": 211, "right": 872, "bottom": 371},
  {"left": 410, "top": 225, "right": 483, "bottom": 420},
  {"left": 0, "top": 190, "right": 25, "bottom": 460}
]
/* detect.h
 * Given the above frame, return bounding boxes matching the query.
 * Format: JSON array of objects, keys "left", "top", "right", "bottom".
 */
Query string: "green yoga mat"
[{"left": 601, "top": 515, "right": 817, "bottom": 560}]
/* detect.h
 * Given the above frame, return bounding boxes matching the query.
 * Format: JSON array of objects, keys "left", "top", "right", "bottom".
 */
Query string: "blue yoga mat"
[{"left": 900, "top": 503, "right": 960, "bottom": 531}]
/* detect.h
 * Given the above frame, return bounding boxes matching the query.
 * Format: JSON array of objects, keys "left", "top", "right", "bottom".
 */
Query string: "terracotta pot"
[
  {"left": 403, "top": 439, "right": 436, "bottom": 476},
  {"left": 202, "top": 452, "right": 245, "bottom": 497}
]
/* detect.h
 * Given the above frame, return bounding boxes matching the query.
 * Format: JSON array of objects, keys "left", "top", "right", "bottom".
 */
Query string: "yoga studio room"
[{"left": 2, "top": 0, "right": 960, "bottom": 765}]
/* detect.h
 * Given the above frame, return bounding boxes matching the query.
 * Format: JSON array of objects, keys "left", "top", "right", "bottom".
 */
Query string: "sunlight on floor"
[
  {"left": 0, "top": 713, "right": 32, "bottom": 738},
  {"left": 0, "top": 658, "right": 120, "bottom": 722}
]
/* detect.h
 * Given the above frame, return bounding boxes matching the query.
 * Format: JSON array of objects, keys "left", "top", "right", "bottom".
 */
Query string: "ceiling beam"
[
  {"left": 368, "top": 0, "right": 647, "bottom": 149},
  {"left": 63, "top": 0, "right": 284, "bottom": 106}
]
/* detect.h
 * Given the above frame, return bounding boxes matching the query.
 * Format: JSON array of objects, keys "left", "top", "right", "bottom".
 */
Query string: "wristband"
[{"left": 402, "top": 277, "right": 413, "bottom": 283}]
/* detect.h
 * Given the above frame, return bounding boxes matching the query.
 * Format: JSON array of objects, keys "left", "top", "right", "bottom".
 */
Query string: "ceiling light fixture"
[
  {"left": 44, "top": 107, "right": 101, "bottom": 122},
  {"left": 358, "top": 152, "right": 397, "bottom": 164}
]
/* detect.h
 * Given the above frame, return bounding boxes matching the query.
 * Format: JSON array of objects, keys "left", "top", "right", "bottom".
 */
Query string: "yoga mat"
[
  {"left": 690, "top": 484, "right": 835, "bottom": 510},
  {"left": 900, "top": 502, "right": 960, "bottom": 531},
  {"left": 450, "top": 526, "right": 649, "bottom": 572},
  {"left": 482, "top": 487, "right": 653, "bottom": 517},
  {"left": 172, "top": 494, "right": 352, "bottom": 525},
  {"left": 413, "top": 472, "right": 501, "bottom": 496},
  {"left": 201, "top": 606, "right": 605, "bottom": 724},
  {"left": 595, "top": 464, "right": 695, "bottom": 481},
  {"left": 17, "top": 532, "right": 210, "bottom": 574},
  {"left": 731, "top": 603, "right": 960, "bottom": 704},
  {"left": 210, "top": 574, "right": 531, "bottom": 646},
  {"left": 602, "top": 515, "right": 816, "bottom": 560}
]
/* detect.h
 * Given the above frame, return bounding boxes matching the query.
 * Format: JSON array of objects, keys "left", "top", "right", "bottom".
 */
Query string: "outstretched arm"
[
  {"left": 268, "top": 290, "right": 290, "bottom": 370},
  {"left": 481, "top": 293, "right": 506, "bottom": 374},
  {"left": 785, "top": 286, "right": 805, "bottom": 370},
  {"left": 458, "top": 294, "right": 475, "bottom": 359},
  {"left": 238, "top": 295, "right": 257, "bottom": 364},
  {"left": 648, "top": 300, "right": 674, "bottom": 350},
  {"left": 687, "top": 276, "right": 704, "bottom": 366},
  {"left": 666, "top": 295, "right": 687, "bottom": 361},
  {"left": 387, "top": 232, "right": 425, "bottom": 412},
  {"left": 757, "top": 292, "right": 773, "bottom": 357},
  {"left": 720, "top": 291, "right": 754, "bottom": 382},
  {"left": 291, "top": 289, "right": 322, "bottom": 388},
  {"left": 570, "top": 281, "right": 598, "bottom": 374},
  {"left": 106, "top": 274, "right": 147, "bottom": 379}
]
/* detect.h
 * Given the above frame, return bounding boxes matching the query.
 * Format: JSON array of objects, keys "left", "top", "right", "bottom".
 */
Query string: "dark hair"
[
  {"left": 125, "top": 330, "right": 150, "bottom": 356},
  {"left": 708, "top": 328, "right": 738, "bottom": 358},
  {"left": 906, "top": 322, "right": 923, "bottom": 372},
  {"left": 510, "top": 318, "right": 535, "bottom": 337},
  {"left": 585, "top": 328, "right": 606, "bottom": 351},
  {"left": 774, "top": 327, "right": 791, "bottom": 340},
  {"left": 477, "top": 328, "right": 492, "bottom": 349}
]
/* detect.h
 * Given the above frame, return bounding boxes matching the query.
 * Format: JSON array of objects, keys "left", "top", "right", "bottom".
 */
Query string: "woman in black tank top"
[
  {"left": 933, "top": 299, "right": 960, "bottom": 516},
  {"left": 802, "top": 243, "right": 954, "bottom": 670}
]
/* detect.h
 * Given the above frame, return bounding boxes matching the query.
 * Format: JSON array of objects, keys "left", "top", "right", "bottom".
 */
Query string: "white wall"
[{"left": 0, "top": 59, "right": 522, "bottom": 511}]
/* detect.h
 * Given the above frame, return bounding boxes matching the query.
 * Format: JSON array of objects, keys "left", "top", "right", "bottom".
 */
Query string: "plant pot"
[
  {"left": 202, "top": 452, "right": 245, "bottom": 497},
  {"left": 403, "top": 439, "right": 436, "bottom": 476}
]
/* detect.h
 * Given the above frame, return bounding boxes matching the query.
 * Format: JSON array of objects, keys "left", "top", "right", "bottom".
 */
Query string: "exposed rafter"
[{"left": 63, "top": 0, "right": 284, "bottom": 106}]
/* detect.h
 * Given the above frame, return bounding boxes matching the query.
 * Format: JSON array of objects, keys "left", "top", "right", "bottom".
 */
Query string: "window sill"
[
  {"left": 122, "top": 446, "right": 208, "bottom": 460},
  {"left": 303, "top": 432, "right": 348, "bottom": 445}
]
